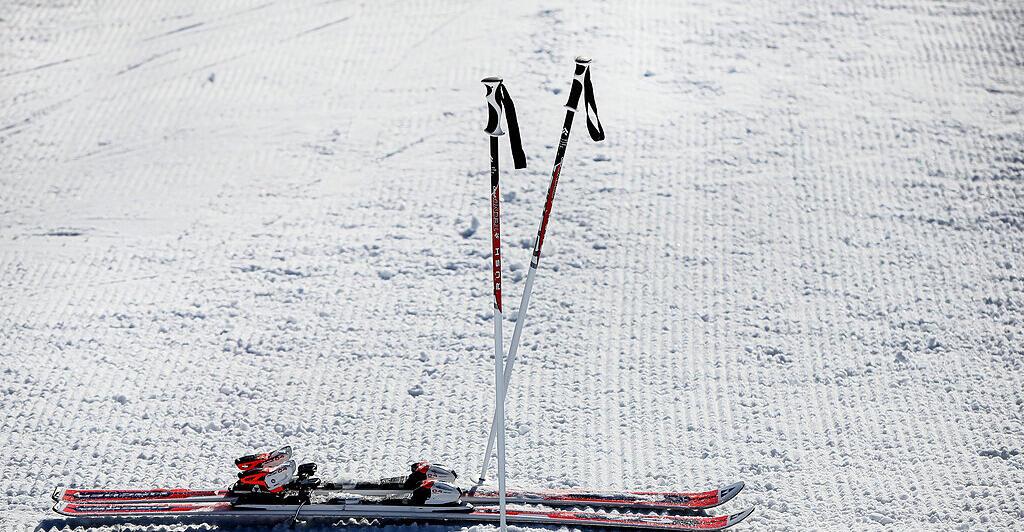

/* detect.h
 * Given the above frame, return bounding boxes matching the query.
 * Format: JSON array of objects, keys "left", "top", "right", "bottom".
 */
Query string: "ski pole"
[
  {"left": 480, "top": 76, "right": 526, "bottom": 532},
  {"left": 477, "top": 57, "right": 605, "bottom": 485}
]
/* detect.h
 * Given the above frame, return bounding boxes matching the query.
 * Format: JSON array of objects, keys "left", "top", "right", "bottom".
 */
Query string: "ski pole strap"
[
  {"left": 481, "top": 77, "right": 527, "bottom": 169},
  {"left": 564, "top": 56, "right": 605, "bottom": 142}
]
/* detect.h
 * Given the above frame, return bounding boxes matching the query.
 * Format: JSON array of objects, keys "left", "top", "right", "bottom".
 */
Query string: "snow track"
[{"left": 2, "top": 1, "right": 1023, "bottom": 530}]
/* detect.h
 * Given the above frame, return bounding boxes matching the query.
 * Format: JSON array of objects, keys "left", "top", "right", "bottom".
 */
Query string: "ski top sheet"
[
  {"left": 53, "top": 481, "right": 744, "bottom": 511},
  {"left": 53, "top": 501, "right": 755, "bottom": 531}
]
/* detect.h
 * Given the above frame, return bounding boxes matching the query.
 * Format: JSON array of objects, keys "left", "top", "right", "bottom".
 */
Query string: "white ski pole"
[{"left": 478, "top": 57, "right": 604, "bottom": 486}]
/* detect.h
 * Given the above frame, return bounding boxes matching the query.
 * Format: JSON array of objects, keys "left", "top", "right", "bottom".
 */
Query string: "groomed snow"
[{"left": 2, "top": 1, "right": 1023, "bottom": 531}]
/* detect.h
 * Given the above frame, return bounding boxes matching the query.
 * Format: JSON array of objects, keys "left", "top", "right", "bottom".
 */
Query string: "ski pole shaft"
[
  {"left": 479, "top": 57, "right": 600, "bottom": 483},
  {"left": 479, "top": 79, "right": 504, "bottom": 488},
  {"left": 492, "top": 134, "right": 508, "bottom": 531},
  {"left": 488, "top": 136, "right": 503, "bottom": 317}
]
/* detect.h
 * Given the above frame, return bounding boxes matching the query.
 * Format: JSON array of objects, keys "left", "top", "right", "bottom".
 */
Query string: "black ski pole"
[{"left": 480, "top": 76, "right": 526, "bottom": 530}]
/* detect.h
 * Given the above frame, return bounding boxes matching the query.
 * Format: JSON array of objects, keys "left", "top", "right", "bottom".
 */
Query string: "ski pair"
[
  {"left": 54, "top": 481, "right": 746, "bottom": 512},
  {"left": 53, "top": 446, "right": 752, "bottom": 531},
  {"left": 480, "top": 56, "right": 606, "bottom": 528},
  {"left": 53, "top": 501, "right": 754, "bottom": 531},
  {"left": 53, "top": 445, "right": 744, "bottom": 511}
]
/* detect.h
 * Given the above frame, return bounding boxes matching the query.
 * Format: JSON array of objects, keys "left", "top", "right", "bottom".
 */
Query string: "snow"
[{"left": 2, "top": 0, "right": 1023, "bottom": 530}]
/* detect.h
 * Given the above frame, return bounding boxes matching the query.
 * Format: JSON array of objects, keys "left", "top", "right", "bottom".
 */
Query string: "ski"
[
  {"left": 53, "top": 481, "right": 743, "bottom": 511},
  {"left": 54, "top": 500, "right": 755, "bottom": 531}
]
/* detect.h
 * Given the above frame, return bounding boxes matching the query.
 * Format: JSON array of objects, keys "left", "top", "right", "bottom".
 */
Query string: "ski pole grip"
[
  {"left": 482, "top": 76, "right": 505, "bottom": 137},
  {"left": 564, "top": 56, "right": 591, "bottom": 112}
]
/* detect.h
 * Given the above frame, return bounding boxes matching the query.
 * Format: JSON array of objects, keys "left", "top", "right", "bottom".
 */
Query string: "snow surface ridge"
[{"left": 2, "top": 1, "right": 1023, "bottom": 531}]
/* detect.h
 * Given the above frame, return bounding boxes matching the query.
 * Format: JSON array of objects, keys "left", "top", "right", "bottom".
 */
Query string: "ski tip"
[
  {"left": 725, "top": 507, "right": 755, "bottom": 528},
  {"left": 717, "top": 481, "right": 745, "bottom": 505}
]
